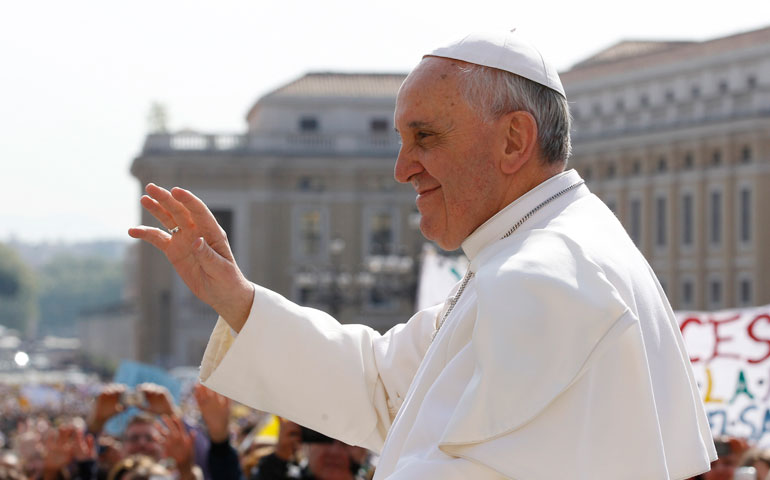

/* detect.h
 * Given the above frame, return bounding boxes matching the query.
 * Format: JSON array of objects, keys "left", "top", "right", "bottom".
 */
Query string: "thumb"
[{"left": 192, "top": 237, "right": 230, "bottom": 274}]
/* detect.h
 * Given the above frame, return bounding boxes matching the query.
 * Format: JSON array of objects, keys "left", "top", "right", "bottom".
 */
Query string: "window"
[
  {"left": 691, "top": 85, "right": 701, "bottom": 98},
  {"left": 297, "top": 176, "right": 324, "bottom": 192},
  {"left": 683, "top": 152, "right": 694, "bottom": 170},
  {"left": 709, "top": 278, "right": 722, "bottom": 308},
  {"left": 657, "top": 156, "right": 667, "bottom": 173},
  {"left": 681, "top": 194, "right": 693, "bottom": 247},
  {"left": 299, "top": 116, "right": 319, "bottom": 132},
  {"left": 718, "top": 81, "right": 728, "bottom": 94},
  {"left": 615, "top": 99, "right": 625, "bottom": 112},
  {"left": 368, "top": 211, "right": 395, "bottom": 255},
  {"left": 630, "top": 199, "right": 642, "bottom": 246},
  {"left": 655, "top": 197, "right": 667, "bottom": 247},
  {"left": 748, "top": 76, "right": 757, "bottom": 89},
  {"left": 370, "top": 118, "right": 388, "bottom": 132},
  {"left": 583, "top": 166, "right": 592, "bottom": 181},
  {"left": 211, "top": 209, "right": 234, "bottom": 249},
  {"left": 592, "top": 103, "right": 602, "bottom": 115},
  {"left": 665, "top": 90, "right": 675, "bottom": 102},
  {"left": 739, "top": 279, "right": 753, "bottom": 306},
  {"left": 606, "top": 163, "right": 616, "bottom": 179},
  {"left": 740, "top": 188, "right": 751, "bottom": 243},
  {"left": 297, "top": 209, "right": 322, "bottom": 256},
  {"left": 640, "top": 94, "right": 650, "bottom": 107},
  {"left": 710, "top": 191, "right": 722, "bottom": 245},
  {"left": 711, "top": 150, "right": 722, "bottom": 167},
  {"left": 631, "top": 160, "right": 642, "bottom": 176},
  {"left": 681, "top": 279, "right": 694, "bottom": 308},
  {"left": 741, "top": 146, "right": 752, "bottom": 164}
]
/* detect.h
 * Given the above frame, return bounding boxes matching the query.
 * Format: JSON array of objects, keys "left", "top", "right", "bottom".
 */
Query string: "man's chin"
[{"left": 421, "top": 226, "right": 463, "bottom": 252}]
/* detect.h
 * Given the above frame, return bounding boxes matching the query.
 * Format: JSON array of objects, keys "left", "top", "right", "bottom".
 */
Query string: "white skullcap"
[{"left": 426, "top": 30, "right": 566, "bottom": 98}]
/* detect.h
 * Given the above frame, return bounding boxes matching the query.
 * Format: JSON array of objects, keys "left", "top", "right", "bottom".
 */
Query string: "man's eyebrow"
[{"left": 394, "top": 120, "right": 435, "bottom": 134}]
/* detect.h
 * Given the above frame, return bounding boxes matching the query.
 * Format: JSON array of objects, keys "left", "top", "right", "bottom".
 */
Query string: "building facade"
[
  {"left": 132, "top": 73, "right": 420, "bottom": 367},
  {"left": 562, "top": 26, "right": 770, "bottom": 311}
]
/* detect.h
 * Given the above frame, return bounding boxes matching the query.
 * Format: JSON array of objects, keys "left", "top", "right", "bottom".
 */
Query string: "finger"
[
  {"left": 146, "top": 183, "right": 194, "bottom": 231},
  {"left": 140, "top": 195, "right": 176, "bottom": 230},
  {"left": 171, "top": 188, "right": 231, "bottom": 248},
  {"left": 128, "top": 226, "right": 172, "bottom": 251},
  {"left": 191, "top": 237, "right": 231, "bottom": 277}
]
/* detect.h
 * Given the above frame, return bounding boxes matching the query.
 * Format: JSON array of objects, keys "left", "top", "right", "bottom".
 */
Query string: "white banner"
[
  {"left": 678, "top": 304, "right": 770, "bottom": 445},
  {"left": 415, "top": 245, "right": 468, "bottom": 311}
]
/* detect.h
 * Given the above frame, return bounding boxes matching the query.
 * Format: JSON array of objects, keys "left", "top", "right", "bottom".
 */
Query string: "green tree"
[
  {"left": 0, "top": 243, "right": 37, "bottom": 334},
  {"left": 37, "top": 254, "right": 124, "bottom": 336}
]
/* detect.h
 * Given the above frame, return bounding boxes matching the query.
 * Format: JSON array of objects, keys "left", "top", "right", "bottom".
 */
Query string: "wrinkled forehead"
[{"left": 399, "top": 56, "right": 467, "bottom": 93}]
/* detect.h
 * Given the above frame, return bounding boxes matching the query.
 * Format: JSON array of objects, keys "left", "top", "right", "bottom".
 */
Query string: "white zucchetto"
[{"left": 427, "top": 30, "right": 566, "bottom": 98}]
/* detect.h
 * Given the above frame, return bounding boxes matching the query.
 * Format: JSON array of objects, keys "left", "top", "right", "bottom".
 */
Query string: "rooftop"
[{"left": 262, "top": 72, "right": 407, "bottom": 99}]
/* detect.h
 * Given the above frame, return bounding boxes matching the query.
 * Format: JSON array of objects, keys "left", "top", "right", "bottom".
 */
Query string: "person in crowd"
[
  {"left": 121, "top": 414, "right": 164, "bottom": 462},
  {"left": 107, "top": 455, "right": 171, "bottom": 480},
  {"left": 687, "top": 436, "right": 749, "bottom": 480},
  {"left": 253, "top": 422, "right": 367, "bottom": 480},
  {"left": 0, "top": 450, "right": 25, "bottom": 480},
  {"left": 741, "top": 448, "right": 770, "bottom": 480},
  {"left": 250, "top": 419, "right": 302, "bottom": 480},
  {"left": 130, "top": 29, "right": 715, "bottom": 479},
  {"left": 193, "top": 384, "right": 243, "bottom": 480},
  {"left": 87, "top": 383, "right": 200, "bottom": 480}
]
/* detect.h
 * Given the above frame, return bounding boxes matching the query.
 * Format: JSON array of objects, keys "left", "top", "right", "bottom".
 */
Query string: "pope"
[{"left": 130, "top": 30, "right": 716, "bottom": 479}]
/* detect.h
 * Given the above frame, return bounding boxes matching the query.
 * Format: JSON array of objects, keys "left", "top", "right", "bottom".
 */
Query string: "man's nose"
[{"left": 394, "top": 146, "right": 422, "bottom": 184}]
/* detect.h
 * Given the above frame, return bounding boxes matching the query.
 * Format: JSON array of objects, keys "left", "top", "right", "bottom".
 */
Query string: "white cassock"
[{"left": 200, "top": 169, "right": 716, "bottom": 479}]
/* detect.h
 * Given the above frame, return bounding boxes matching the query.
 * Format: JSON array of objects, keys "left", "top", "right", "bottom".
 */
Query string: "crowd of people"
[{"left": 0, "top": 380, "right": 375, "bottom": 480}]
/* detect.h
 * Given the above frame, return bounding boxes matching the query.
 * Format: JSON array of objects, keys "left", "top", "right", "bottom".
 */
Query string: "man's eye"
[{"left": 416, "top": 132, "right": 432, "bottom": 140}]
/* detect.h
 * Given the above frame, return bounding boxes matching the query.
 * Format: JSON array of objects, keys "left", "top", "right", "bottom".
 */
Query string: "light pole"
[{"left": 292, "top": 237, "right": 417, "bottom": 321}]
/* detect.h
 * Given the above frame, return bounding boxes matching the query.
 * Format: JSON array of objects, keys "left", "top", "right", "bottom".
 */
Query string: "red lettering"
[
  {"left": 709, "top": 314, "right": 742, "bottom": 362},
  {"left": 680, "top": 316, "right": 704, "bottom": 363},
  {"left": 747, "top": 315, "right": 770, "bottom": 364}
]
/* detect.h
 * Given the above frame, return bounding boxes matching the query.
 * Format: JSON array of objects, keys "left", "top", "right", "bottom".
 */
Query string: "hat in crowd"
[{"left": 426, "top": 29, "right": 566, "bottom": 98}]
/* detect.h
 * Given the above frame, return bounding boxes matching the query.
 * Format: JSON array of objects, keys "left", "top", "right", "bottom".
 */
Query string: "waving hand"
[{"left": 128, "top": 183, "right": 254, "bottom": 331}]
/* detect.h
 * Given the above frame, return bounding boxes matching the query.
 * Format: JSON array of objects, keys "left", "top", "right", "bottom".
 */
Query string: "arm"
[
  {"left": 200, "top": 291, "right": 439, "bottom": 452},
  {"left": 193, "top": 383, "right": 244, "bottom": 480}
]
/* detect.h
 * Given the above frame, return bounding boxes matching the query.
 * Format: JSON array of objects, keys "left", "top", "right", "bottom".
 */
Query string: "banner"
[
  {"left": 678, "top": 304, "right": 770, "bottom": 445},
  {"left": 415, "top": 245, "right": 468, "bottom": 311}
]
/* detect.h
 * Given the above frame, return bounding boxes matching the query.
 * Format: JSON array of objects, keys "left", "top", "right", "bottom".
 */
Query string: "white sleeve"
[{"left": 199, "top": 283, "right": 439, "bottom": 452}]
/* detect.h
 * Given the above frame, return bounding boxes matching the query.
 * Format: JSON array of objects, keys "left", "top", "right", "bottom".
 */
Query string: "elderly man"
[{"left": 130, "top": 31, "right": 716, "bottom": 479}]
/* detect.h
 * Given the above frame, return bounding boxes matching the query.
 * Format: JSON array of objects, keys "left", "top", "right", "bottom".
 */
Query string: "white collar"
[{"left": 461, "top": 169, "right": 585, "bottom": 262}]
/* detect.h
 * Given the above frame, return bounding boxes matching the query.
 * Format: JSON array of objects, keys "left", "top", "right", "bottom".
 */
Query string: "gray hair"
[{"left": 455, "top": 63, "right": 572, "bottom": 165}]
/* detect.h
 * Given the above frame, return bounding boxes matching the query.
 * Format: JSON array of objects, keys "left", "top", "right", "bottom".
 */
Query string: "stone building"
[
  {"left": 131, "top": 73, "right": 420, "bottom": 367},
  {"left": 562, "top": 26, "right": 770, "bottom": 311}
]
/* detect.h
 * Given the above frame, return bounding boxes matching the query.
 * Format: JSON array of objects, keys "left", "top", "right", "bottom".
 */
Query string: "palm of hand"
[
  {"left": 193, "top": 384, "right": 230, "bottom": 442},
  {"left": 129, "top": 184, "right": 253, "bottom": 328}
]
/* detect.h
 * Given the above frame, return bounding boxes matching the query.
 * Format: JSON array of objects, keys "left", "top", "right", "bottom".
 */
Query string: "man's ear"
[{"left": 500, "top": 111, "right": 538, "bottom": 175}]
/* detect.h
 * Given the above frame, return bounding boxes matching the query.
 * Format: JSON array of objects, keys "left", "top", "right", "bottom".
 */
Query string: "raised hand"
[
  {"left": 88, "top": 383, "right": 126, "bottom": 434},
  {"left": 193, "top": 383, "right": 231, "bottom": 443},
  {"left": 128, "top": 184, "right": 254, "bottom": 332},
  {"left": 137, "top": 383, "right": 178, "bottom": 417},
  {"left": 275, "top": 418, "right": 302, "bottom": 461},
  {"left": 159, "top": 415, "right": 196, "bottom": 480},
  {"left": 71, "top": 429, "right": 97, "bottom": 462},
  {"left": 42, "top": 426, "right": 74, "bottom": 480}
]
